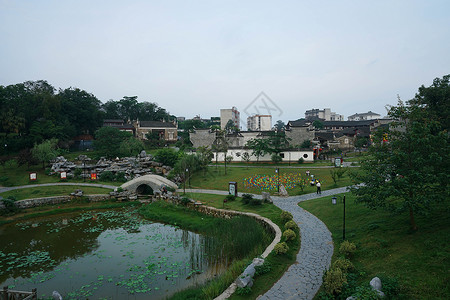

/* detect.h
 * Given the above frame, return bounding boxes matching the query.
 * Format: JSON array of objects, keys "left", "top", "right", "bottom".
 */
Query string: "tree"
[
  {"left": 196, "top": 146, "right": 213, "bottom": 175},
  {"left": 313, "top": 120, "right": 324, "bottom": 130},
  {"left": 225, "top": 119, "right": 238, "bottom": 133},
  {"left": 245, "top": 138, "right": 270, "bottom": 162},
  {"left": 119, "top": 137, "right": 144, "bottom": 157},
  {"left": 32, "top": 139, "right": 58, "bottom": 169},
  {"left": 225, "top": 155, "right": 233, "bottom": 175},
  {"left": 212, "top": 130, "right": 228, "bottom": 168},
  {"left": 300, "top": 139, "right": 312, "bottom": 149},
  {"left": 350, "top": 75, "right": 449, "bottom": 230},
  {"left": 275, "top": 120, "right": 285, "bottom": 131},
  {"left": 241, "top": 152, "right": 251, "bottom": 169},
  {"left": 94, "top": 127, "right": 132, "bottom": 158},
  {"left": 271, "top": 153, "right": 282, "bottom": 164},
  {"left": 267, "top": 131, "right": 290, "bottom": 154},
  {"left": 154, "top": 148, "right": 179, "bottom": 167}
]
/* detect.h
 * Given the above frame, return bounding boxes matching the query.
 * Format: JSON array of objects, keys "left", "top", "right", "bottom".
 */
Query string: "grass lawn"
[
  {"left": 0, "top": 186, "right": 113, "bottom": 201},
  {"left": 299, "top": 193, "right": 450, "bottom": 299},
  {"left": 0, "top": 160, "right": 122, "bottom": 187},
  {"left": 188, "top": 166, "right": 357, "bottom": 195},
  {"left": 180, "top": 193, "right": 300, "bottom": 299}
]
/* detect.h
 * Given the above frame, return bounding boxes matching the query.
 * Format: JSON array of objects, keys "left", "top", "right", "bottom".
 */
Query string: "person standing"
[{"left": 316, "top": 180, "right": 321, "bottom": 194}]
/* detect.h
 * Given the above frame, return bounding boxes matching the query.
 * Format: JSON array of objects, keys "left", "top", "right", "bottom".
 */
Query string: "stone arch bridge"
[{"left": 120, "top": 175, "right": 178, "bottom": 194}]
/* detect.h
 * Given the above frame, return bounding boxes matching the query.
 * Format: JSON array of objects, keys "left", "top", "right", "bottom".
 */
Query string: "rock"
[
  {"left": 139, "top": 150, "right": 147, "bottom": 158},
  {"left": 279, "top": 184, "right": 289, "bottom": 197},
  {"left": 346, "top": 297, "right": 356, "bottom": 300},
  {"left": 370, "top": 277, "right": 385, "bottom": 297},
  {"left": 262, "top": 192, "right": 272, "bottom": 203},
  {"left": 235, "top": 263, "right": 256, "bottom": 288},
  {"left": 52, "top": 290, "right": 63, "bottom": 300}
]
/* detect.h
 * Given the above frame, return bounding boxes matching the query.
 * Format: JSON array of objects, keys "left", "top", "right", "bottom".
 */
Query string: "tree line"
[{"left": 0, "top": 80, "right": 173, "bottom": 153}]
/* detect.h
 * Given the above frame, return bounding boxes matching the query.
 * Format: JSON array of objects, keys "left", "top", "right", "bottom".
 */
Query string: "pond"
[{"left": 0, "top": 208, "right": 233, "bottom": 299}]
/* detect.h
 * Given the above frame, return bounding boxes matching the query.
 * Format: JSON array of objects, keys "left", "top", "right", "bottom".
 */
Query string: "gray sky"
[{"left": 1, "top": 0, "right": 449, "bottom": 126}]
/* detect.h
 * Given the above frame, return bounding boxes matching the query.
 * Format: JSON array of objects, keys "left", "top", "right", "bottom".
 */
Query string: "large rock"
[
  {"left": 370, "top": 277, "right": 385, "bottom": 297},
  {"left": 262, "top": 192, "right": 272, "bottom": 203}
]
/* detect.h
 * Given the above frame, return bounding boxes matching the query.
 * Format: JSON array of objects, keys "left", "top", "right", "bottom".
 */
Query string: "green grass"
[
  {"left": 0, "top": 186, "right": 113, "bottom": 201},
  {"left": 188, "top": 166, "right": 357, "bottom": 195},
  {"left": 299, "top": 193, "right": 450, "bottom": 299},
  {"left": 179, "top": 193, "right": 301, "bottom": 299},
  {"left": 0, "top": 159, "right": 122, "bottom": 187}
]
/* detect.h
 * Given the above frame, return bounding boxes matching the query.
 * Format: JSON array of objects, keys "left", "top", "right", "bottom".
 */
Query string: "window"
[
  {"left": 280, "top": 153, "right": 285, "bottom": 158},
  {"left": 303, "top": 154, "right": 308, "bottom": 158}
]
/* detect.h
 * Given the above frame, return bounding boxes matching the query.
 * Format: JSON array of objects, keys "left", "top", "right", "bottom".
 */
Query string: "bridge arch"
[{"left": 120, "top": 175, "right": 178, "bottom": 194}]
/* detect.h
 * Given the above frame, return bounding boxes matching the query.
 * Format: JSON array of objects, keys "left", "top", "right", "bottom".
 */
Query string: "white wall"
[{"left": 212, "top": 149, "right": 314, "bottom": 162}]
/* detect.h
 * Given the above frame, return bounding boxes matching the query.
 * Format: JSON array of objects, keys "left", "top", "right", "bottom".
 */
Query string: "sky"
[{"left": 1, "top": 0, "right": 449, "bottom": 128}]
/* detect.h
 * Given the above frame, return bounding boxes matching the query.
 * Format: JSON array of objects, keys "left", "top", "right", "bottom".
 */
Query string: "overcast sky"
[{"left": 1, "top": 0, "right": 449, "bottom": 127}]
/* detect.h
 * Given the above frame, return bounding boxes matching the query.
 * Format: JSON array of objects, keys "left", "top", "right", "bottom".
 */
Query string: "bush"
[
  {"left": 323, "top": 267, "right": 347, "bottom": 295},
  {"left": 255, "top": 261, "right": 272, "bottom": 276},
  {"left": 284, "top": 220, "right": 297, "bottom": 230},
  {"left": 73, "top": 168, "right": 82, "bottom": 178},
  {"left": 283, "top": 229, "right": 296, "bottom": 241},
  {"left": 333, "top": 258, "right": 354, "bottom": 273},
  {"left": 236, "top": 286, "right": 252, "bottom": 296},
  {"left": 298, "top": 157, "right": 304, "bottom": 164},
  {"left": 241, "top": 193, "right": 253, "bottom": 204},
  {"left": 250, "top": 198, "right": 262, "bottom": 206},
  {"left": 115, "top": 171, "right": 127, "bottom": 182},
  {"left": 1, "top": 197, "right": 20, "bottom": 215},
  {"left": 280, "top": 210, "right": 293, "bottom": 222},
  {"left": 273, "top": 242, "right": 289, "bottom": 255},
  {"left": 271, "top": 154, "right": 282, "bottom": 163},
  {"left": 180, "top": 197, "right": 191, "bottom": 206},
  {"left": 377, "top": 274, "right": 401, "bottom": 298},
  {"left": 225, "top": 194, "right": 236, "bottom": 202},
  {"left": 100, "top": 171, "right": 115, "bottom": 181},
  {"left": 352, "top": 284, "right": 380, "bottom": 300},
  {"left": 339, "top": 240, "right": 357, "bottom": 258}
]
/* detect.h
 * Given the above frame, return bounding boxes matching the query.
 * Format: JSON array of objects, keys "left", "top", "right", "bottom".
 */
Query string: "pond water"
[{"left": 0, "top": 208, "right": 231, "bottom": 299}]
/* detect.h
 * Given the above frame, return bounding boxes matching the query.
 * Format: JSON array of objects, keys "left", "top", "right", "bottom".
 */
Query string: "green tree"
[
  {"left": 271, "top": 153, "right": 282, "bottom": 164},
  {"left": 241, "top": 152, "right": 251, "bottom": 169},
  {"left": 196, "top": 146, "right": 213, "bottom": 174},
  {"left": 94, "top": 127, "right": 132, "bottom": 158},
  {"left": 32, "top": 138, "right": 58, "bottom": 169},
  {"left": 267, "top": 131, "right": 290, "bottom": 154},
  {"left": 300, "top": 139, "right": 312, "bottom": 149},
  {"left": 154, "top": 148, "right": 179, "bottom": 167},
  {"left": 313, "top": 120, "right": 324, "bottom": 130},
  {"left": 350, "top": 75, "right": 449, "bottom": 230},
  {"left": 212, "top": 130, "right": 228, "bottom": 168},
  {"left": 275, "top": 120, "right": 285, "bottom": 131},
  {"left": 245, "top": 138, "right": 270, "bottom": 162},
  {"left": 225, "top": 119, "right": 238, "bottom": 133},
  {"left": 119, "top": 137, "right": 144, "bottom": 157}
]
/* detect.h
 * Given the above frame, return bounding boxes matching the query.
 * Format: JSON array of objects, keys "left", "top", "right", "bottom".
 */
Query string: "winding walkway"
[{"left": 183, "top": 186, "right": 349, "bottom": 300}]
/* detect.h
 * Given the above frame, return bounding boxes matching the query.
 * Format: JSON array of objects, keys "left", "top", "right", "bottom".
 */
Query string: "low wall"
[{"left": 0, "top": 194, "right": 111, "bottom": 210}]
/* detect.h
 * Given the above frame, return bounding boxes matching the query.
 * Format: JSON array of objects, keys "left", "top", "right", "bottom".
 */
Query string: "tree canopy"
[{"left": 350, "top": 75, "right": 449, "bottom": 230}]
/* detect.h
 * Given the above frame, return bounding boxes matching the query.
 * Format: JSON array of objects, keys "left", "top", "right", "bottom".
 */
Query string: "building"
[
  {"left": 305, "top": 108, "right": 344, "bottom": 121},
  {"left": 347, "top": 111, "right": 381, "bottom": 121},
  {"left": 247, "top": 115, "right": 272, "bottom": 131},
  {"left": 220, "top": 107, "right": 240, "bottom": 130},
  {"left": 135, "top": 120, "right": 178, "bottom": 142},
  {"left": 102, "top": 119, "right": 135, "bottom": 135},
  {"left": 285, "top": 120, "right": 315, "bottom": 147}
]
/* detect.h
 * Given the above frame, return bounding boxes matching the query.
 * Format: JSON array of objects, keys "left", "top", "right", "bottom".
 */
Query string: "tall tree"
[
  {"left": 275, "top": 120, "right": 285, "bottom": 131},
  {"left": 32, "top": 138, "right": 58, "bottom": 169},
  {"left": 94, "top": 127, "right": 133, "bottom": 158},
  {"left": 245, "top": 138, "right": 270, "bottom": 162},
  {"left": 350, "top": 75, "right": 449, "bottom": 230}
]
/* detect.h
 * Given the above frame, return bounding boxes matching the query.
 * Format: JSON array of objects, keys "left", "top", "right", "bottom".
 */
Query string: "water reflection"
[{"left": 0, "top": 208, "right": 230, "bottom": 299}]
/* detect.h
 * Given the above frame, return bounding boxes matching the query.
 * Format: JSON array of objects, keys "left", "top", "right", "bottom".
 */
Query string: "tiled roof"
[{"left": 139, "top": 121, "right": 176, "bottom": 128}]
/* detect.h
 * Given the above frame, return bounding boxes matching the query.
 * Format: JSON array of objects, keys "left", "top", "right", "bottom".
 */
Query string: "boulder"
[
  {"left": 262, "top": 192, "right": 272, "bottom": 203},
  {"left": 370, "top": 277, "right": 385, "bottom": 297}
]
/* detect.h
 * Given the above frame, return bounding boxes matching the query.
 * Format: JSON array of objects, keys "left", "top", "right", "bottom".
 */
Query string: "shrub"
[
  {"left": 280, "top": 210, "right": 293, "bottom": 222},
  {"left": 298, "top": 157, "right": 304, "bottom": 164},
  {"left": 255, "top": 261, "right": 272, "bottom": 276},
  {"left": 250, "top": 198, "right": 262, "bottom": 206},
  {"left": 1, "top": 197, "right": 20, "bottom": 216},
  {"left": 339, "top": 240, "right": 357, "bottom": 258},
  {"left": 273, "top": 242, "right": 289, "bottom": 255},
  {"left": 377, "top": 274, "right": 401, "bottom": 297},
  {"left": 236, "top": 286, "right": 252, "bottom": 296},
  {"left": 180, "top": 197, "right": 191, "bottom": 206},
  {"left": 332, "top": 258, "right": 354, "bottom": 273},
  {"left": 116, "top": 187, "right": 124, "bottom": 193},
  {"left": 73, "top": 168, "right": 82, "bottom": 178},
  {"left": 100, "top": 171, "right": 115, "bottom": 181},
  {"left": 323, "top": 267, "right": 347, "bottom": 295},
  {"left": 352, "top": 284, "right": 380, "bottom": 300},
  {"left": 241, "top": 193, "right": 253, "bottom": 204},
  {"left": 0, "top": 176, "right": 9, "bottom": 183},
  {"left": 283, "top": 229, "right": 296, "bottom": 241},
  {"left": 284, "top": 220, "right": 297, "bottom": 230},
  {"left": 225, "top": 194, "right": 236, "bottom": 202},
  {"left": 115, "top": 171, "right": 127, "bottom": 182}
]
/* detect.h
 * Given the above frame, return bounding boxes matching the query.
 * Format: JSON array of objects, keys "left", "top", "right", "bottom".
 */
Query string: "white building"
[
  {"left": 247, "top": 115, "right": 272, "bottom": 131},
  {"left": 305, "top": 108, "right": 344, "bottom": 121},
  {"left": 220, "top": 107, "right": 240, "bottom": 130},
  {"left": 347, "top": 111, "right": 381, "bottom": 121}
]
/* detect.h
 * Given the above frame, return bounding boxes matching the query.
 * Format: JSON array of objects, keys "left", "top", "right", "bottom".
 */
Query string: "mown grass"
[
  {"left": 0, "top": 159, "right": 122, "bottom": 187},
  {"left": 299, "top": 193, "right": 450, "bottom": 299},
  {"left": 0, "top": 186, "right": 113, "bottom": 201},
  {"left": 189, "top": 166, "right": 357, "bottom": 195},
  {"left": 178, "top": 193, "right": 301, "bottom": 299}
]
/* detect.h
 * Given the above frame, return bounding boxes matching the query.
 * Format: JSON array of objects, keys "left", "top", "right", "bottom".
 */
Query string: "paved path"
[
  {"left": 0, "top": 183, "right": 117, "bottom": 194},
  {"left": 182, "top": 186, "right": 349, "bottom": 300}
]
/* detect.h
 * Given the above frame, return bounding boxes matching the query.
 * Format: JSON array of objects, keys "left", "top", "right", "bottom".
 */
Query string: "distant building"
[
  {"left": 135, "top": 120, "right": 178, "bottom": 142},
  {"left": 102, "top": 119, "right": 135, "bottom": 135},
  {"left": 305, "top": 108, "right": 344, "bottom": 121},
  {"left": 247, "top": 115, "right": 272, "bottom": 131},
  {"left": 176, "top": 116, "right": 186, "bottom": 122},
  {"left": 220, "top": 107, "right": 240, "bottom": 130},
  {"left": 347, "top": 111, "right": 381, "bottom": 121}
]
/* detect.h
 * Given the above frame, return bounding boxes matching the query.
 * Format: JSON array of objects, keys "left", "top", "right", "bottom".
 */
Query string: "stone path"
[{"left": 182, "top": 186, "right": 349, "bottom": 300}]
